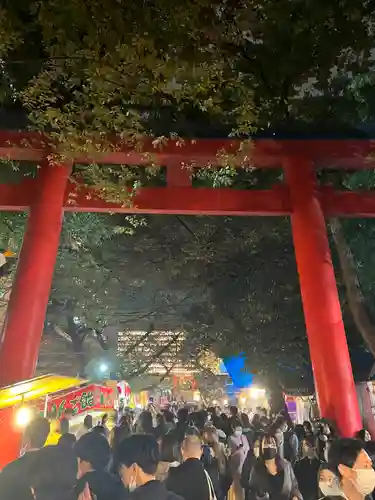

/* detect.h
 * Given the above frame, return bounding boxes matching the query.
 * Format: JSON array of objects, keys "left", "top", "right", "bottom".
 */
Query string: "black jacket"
[
  {"left": 247, "top": 459, "right": 302, "bottom": 500},
  {"left": 294, "top": 457, "right": 321, "bottom": 500},
  {"left": 128, "top": 480, "right": 183, "bottom": 500},
  {"left": 75, "top": 469, "right": 124, "bottom": 500},
  {"left": 241, "top": 451, "right": 257, "bottom": 491},
  {"left": 166, "top": 458, "right": 215, "bottom": 500},
  {"left": 0, "top": 450, "right": 39, "bottom": 500}
]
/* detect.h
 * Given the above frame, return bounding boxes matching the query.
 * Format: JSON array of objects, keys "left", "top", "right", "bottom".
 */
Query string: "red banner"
[{"left": 46, "top": 384, "right": 114, "bottom": 419}]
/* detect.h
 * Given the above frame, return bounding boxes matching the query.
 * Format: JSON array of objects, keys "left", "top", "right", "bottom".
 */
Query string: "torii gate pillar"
[
  {"left": 0, "top": 161, "right": 70, "bottom": 387},
  {"left": 284, "top": 156, "right": 361, "bottom": 436}
]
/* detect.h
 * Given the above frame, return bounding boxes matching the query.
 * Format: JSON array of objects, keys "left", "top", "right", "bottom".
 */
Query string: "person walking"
[
  {"left": 29, "top": 445, "right": 77, "bottom": 500},
  {"left": 270, "top": 417, "right": 288, "bottom": 460},
  {"left": 0, "top": 416, "right": 50, "bottom": 500},
  {"left": 75, "top": 431, "right": 123, "bottom": 500},
  {"left": 246, "top": 436, "right": 302, "bottom": 500},
  {"left": 228, "top": 421, "right": 250, "bottom": 500},
  {"left": 202, "top": 425, "right": 229, "bottom": 499},
  {"left": 327, "top": 438, "right": 375, "bottom": 500},
  {"left": 76, "top": 415, "right": 93, "bottom": 439},
  {"left": 155, "top": 433, "right": 180, "bottom": 482},
  {"left": 294, "top": 436, "right": 321, "bottom": 500},
  {"left": 117, "top": 434, "right": 183, "bottom": 500},
  {"left": 166, "top": 433, "right": 219, "bottom": 500}
]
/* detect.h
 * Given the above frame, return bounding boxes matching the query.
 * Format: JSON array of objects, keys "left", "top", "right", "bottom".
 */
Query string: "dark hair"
[
  {"left": 117, "top": 434, "right": 159, "bottom": 475},
  {"left": 75, "top": 432, "right": 111, "bottom": 470},
  {"left": 138, "top": 410, "right": 154, "bottom": 434},
  {"left": 156, "top": 413, "right": 166, "bottom": 427},
  {"left": 240, "top": 413, "right": 251, "bottom": 428},
  {"left": 184, "top": 425, "right": 201, "bottom": 438},
  {"left": 328, "top": 438, "right": 364, "bottom": 477},
  {"left": 269, "top": 416, "right": 286, "bottom": 435},
  {"left": 83, "top": 415, "right": 93, "bottom": 430},
  {"left": 30, "top": 446, "right": 77, "bottom": 500},
  {"left": 230, "top": 406, "right": 238, "bottom": 417},
  {"left": 101, "top": 413, "right": 108, "bottom": 424},
  {"left": 232, "top": 418, "right": 242, "bottom": 430},
  {"left": 24, "top": 416, "right": 50, "bottom": 449},
  {"left": 177, "top": 408, "right": 189, "bottom": 424},
  {"left": 294, "top": 424, "right": 305, "bottom": 441},
  {"left": 92, "top": 425, "right": 107, "bottom": 437},
  {"left": 112, "top": 418, "right": 132, "bottom": 452},
  {"left": 58, "top": 433, "right": 77, "bottom": 449},
  {"left": 188, "top": 410, "right": 206, "bottom": 431},
  {"left": 160, "top": 433, "right": 179, "bottom": 463},
  {"left": 365, "top": 440, "right": 375, "bottom": 462},
  {"left": 252, "top": 414, "right": 260, "bottom": 425},
  {"left": 162, "top": 410, "right": 175, "bottom": 424},
  {"left": 355, "top": 429, "right": 368, "bottom": 442},
  {"left": 320, "top": 420, "right": 336, "bottom": 437},
  {"left": 302, "top": 435, "right": 316, "bottom": 448},
  {"left": 60, "top": 418, "right": 70, "bottom": 435},
  {"left": 303, "top": 421, "right": 313, "bottom": 433}
]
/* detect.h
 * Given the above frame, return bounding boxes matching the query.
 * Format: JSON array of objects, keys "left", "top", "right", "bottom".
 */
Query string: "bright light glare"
[
  {"left": 241, "top": 396, "right": 246, "bottom": 404},
  {"left": 193, "top": 392, "right": 201, "bottom": 402},
  {"left": 212, "top": 399, "right": 218, "bottom": 405},
  {"left": 99, "top": 363, "right": 108, "bottom": 373},
  {"left": 9, "top": 382, "right": 33, "bottom": 396},
  {"left": 223, "top": 399, "right": 228, "bottom": 405},
  {"left": 15, "top": 407, "right": 32, "bottom": 427},
  {"left": 249, "top": 387, "right": 266, "bottom": 399}
]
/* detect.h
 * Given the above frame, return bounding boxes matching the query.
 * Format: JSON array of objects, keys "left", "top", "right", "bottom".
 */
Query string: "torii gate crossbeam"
[{"left": 0, "top": 132, "right": 374, "bottom": 437}]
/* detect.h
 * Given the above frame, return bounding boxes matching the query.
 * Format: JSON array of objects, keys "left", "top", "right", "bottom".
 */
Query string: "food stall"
[{"left": 0, "top": 374, "right": 116, "bottom": 469}]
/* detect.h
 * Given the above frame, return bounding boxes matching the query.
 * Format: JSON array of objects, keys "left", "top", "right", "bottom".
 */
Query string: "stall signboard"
[{"left": 46, "top": 384, "right": 114, "bottom": 419}]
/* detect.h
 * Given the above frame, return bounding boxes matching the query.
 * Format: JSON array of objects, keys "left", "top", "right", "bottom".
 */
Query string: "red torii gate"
[{"left": 0, "top": 131, "right": 375, "bottom": 436}]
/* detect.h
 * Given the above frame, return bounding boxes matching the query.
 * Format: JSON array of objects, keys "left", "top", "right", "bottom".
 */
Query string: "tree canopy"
[{"left": 1, "top": 1, "right": 375, "bottom": 142}]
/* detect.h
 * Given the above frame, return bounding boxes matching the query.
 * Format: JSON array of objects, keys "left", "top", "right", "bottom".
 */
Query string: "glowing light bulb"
[{"left": 15, "top": 407, "right": 32, "bottom": 427}]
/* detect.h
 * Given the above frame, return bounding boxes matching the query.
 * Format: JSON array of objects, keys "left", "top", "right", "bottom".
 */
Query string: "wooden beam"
[
  {"left": 65, "top": 185, "right": 292, "bottom": 216},
  {"left": 2, "top": 177, "right": 375, "bottom": 216},
  {"left": 0, "top": 131, "right": 374, "bottom": 168},
  {"left": 319, "top": 188, "right": 375, "bottom": 218}
]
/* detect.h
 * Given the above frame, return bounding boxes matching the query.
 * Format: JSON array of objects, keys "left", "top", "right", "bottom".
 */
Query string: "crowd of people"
[{"left": 1, "top": 402, "right": 375, "bottom": 500}]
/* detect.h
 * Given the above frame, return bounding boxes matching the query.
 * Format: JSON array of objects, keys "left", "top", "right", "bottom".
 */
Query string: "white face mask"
[
  {"left": 234, "top": 429, "right": 242, "bottom": 437},
  {"left": 128, "top": 478, "right": 137, "bottom": 492},
  {"left": 319, "top": 477, "right": 342, "bottom": 497},
  {"left": 354, "top": 468, "right": 375, "bottom": 496}
]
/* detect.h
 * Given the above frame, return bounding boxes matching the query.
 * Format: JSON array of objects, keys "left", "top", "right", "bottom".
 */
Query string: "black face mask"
[{"left": 263, "top": 448, "right": 277, "bottom": 460}]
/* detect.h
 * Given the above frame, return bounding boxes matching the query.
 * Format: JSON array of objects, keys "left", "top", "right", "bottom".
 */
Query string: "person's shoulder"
[
  {"left": 278, "top": 458, "right": 291, "bottom": 470},
  {"left": 168, "top": 462, "right": 184, "bottom": 477},
  {"left": 1, "top": 452, "right": 36, "bottom": 475},
  {"left": 0, "top": 457, "right": 21, "bottom": 476},
  {"left": 166, "top": 491, "right": 184, "bottom": 500}
]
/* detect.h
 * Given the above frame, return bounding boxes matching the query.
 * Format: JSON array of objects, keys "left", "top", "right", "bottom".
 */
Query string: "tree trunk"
[{"left": 329, "top": 217, "right": 375, "bottom": 357}]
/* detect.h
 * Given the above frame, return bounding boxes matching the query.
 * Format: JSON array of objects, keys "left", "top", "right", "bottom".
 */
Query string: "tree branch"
[{"left": 330, "top": 217, "right": 375, "bottom": 357}]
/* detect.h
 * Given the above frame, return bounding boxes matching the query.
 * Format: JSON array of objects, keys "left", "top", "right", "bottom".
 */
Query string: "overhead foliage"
[{"left": 0, "top": 1, "right": 374, "bottom": 144}]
